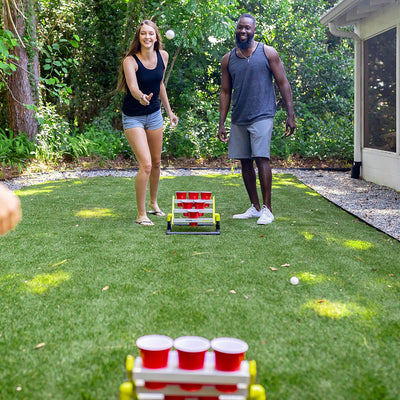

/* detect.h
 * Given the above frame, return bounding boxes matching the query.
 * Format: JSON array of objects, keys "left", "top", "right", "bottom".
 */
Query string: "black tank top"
[{"left": 122, "top": 50, "right": 165, "bottom": 116}]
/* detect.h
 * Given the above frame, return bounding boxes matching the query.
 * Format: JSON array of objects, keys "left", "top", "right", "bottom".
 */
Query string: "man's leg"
[
  {"left": 229, "top": 124, "right": 261, "bottom": 218},
  {"left": 254, "top": 157, "right": 272, "bottom": 211},
  {"left": 254, "top": 156, "right": 274, "bottom": 224},
  {"left": 240, "top": 158, "right": 261, "bottom": 211}
]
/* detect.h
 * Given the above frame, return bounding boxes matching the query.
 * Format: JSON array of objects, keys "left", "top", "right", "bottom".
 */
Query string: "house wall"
[{"left": 355, "top": 3, "right": 400, "bottom": 191}]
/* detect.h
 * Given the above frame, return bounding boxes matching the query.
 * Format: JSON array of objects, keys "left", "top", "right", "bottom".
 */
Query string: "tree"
[
  {"left": 2, "top": 0, "right": 39, "bottom": 140},
  {"left": 0, "top": 0, "right": 356, "bottom": 162}
]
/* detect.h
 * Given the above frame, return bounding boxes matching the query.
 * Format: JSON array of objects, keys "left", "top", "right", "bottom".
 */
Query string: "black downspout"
[{"left": 351, "top": 161, "right": 362, "bottom": 179}]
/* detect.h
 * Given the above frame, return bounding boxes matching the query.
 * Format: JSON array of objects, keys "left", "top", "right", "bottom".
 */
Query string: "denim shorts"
[
  {"left": 122, "top": 109, "right": 163, "bottom": 131},
  {"left": 228, "top": 118, "right": 274, "bottom": 159}
]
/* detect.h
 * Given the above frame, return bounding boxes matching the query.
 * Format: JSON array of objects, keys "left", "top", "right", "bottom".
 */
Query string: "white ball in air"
[{"left": 165, "top": 29, "right": 175, "bottom": 40}]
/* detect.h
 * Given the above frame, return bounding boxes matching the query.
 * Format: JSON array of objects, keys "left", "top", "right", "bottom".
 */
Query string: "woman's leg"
[
  {"left": 146, "top": 127, "right": 163, "bottom": 212},
  {"left": 125, "top": 127, "right": 152, "bottom": 222}
]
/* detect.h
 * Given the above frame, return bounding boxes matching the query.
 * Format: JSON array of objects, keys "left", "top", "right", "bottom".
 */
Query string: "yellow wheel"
[
  {"left": 249, "top": 384, "right": 266, "bottom": 400},
  {"left": 119, "top": 381, "right": 133, "bottom": 400}
]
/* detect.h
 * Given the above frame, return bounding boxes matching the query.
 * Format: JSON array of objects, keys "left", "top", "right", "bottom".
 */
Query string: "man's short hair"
[{"left": 238, "top": 13, "right": 256, "bottom": 26}]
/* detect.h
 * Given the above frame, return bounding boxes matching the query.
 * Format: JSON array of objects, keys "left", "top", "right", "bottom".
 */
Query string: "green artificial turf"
[{"left": 0, "top": 173, "right": 399, "bottom": 400}]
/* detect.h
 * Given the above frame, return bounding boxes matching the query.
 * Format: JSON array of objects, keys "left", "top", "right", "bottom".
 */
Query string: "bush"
[
  {"left": 0, "top": 128, "right": 35, "bottom": 166},
  {"left": 35, "top": 104, "right": 73, "bottom": 161},
  {"left": 0, "top": 102, "right": 354, "bottom": 170},
  {"left": 80, "top": 122, "right": 129, "bottom": 160},
  {"left": 33, "top": 103, "right": 130, "bottom": 162},
  {"left": 271, "top": 106, "right": 353, "bottom": 161},
  {"left": 163, "top": 101, "right": 227, "bottom": 160}
]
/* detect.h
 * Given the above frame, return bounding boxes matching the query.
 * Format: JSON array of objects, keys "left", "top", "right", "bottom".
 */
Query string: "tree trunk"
[
  {"left": 2, "top": 0, "right": 39, "bottom": 140},
  {"left": 165, "top": 43, "right": 182, "bottom": 88}
]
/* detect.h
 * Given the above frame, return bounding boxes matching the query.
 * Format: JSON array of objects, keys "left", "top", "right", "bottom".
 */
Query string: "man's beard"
[{"left": 235, "top": 32, "right": 255, "bottom": 50}]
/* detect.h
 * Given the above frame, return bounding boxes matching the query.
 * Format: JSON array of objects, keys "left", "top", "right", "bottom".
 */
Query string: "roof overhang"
[{"left": 320, "top": 0, "right": 398, "bottom": 27}]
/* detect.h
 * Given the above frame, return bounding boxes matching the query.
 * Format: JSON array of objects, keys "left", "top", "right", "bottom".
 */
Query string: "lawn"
[{"left": 0, "top": 173, "right": 399, "bottom": 400}]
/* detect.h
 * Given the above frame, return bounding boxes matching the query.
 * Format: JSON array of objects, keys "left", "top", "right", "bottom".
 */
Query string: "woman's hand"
[
  {"left": 0, "top": 183, "right": 22, "bottom": 235},
  {"left": 169, "top": 112, "right": 178, "bottom": 127},
  {"left": 139, "top": 93, "right": 153, "bottom": 106}
]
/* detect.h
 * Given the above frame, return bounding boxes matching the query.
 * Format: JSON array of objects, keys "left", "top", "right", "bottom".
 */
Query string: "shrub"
[
  {"left": 271, "top": 106, "right": 353, "bottom": 161},
  {"left": 35, "top": 104, "right": 73, "bottom": 161},
  {"left": 0, "top": 128, "right": 35, "bottom": 166},
  {"left": 163, "top": 103, "right": 227, "bottom": 160}
]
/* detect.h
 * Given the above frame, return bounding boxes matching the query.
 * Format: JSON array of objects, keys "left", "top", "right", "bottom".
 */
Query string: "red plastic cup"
[
  {"left": 201, "top": 191, "right": 212, "bottom": 200},
  {"left": 188, "top": 210, "right": 199, "bottom": 227},
  {"left": 194, "top": 200, "right": 205, "bottom": 216},
  {"left": 182, "top": 200, "right": 194, "bottom": 209},
  {"left": 188, "top": 211, "right": 199, "bottom": 219},
  {"left": 145, "top": 382, "right": 167, "bottom": 390},
  {"left": 212, "top": 337, "right": 248, "bottom": 393},
  {"left": 211, "top": 337, "right": 248, "bottom": 371},
  {"left": 176, "top": 191, "right": 187, "bottom": 199},
  {"left": 176, "top": 192, "right": 187, "bottom": 207},
  {"left": 182, "top": 200, "right": 193, "bottom": 217},
  {"left": 194, "top": 200, "right": 205, "bottom": 209},
  {"left": 188, "top": 191, "right": 199, "bottom": 200},
  {"left": 174, "top": 336, "right": 210, "bottom": 391},
  {"left": 136, "top": 335, "right": 173, "bottom": 368},
  {"left": 215, "top": 384, "right": 238, "bottom": 393},
  {"left": 165, "top": 397, "right": 185, "bottom": 400},
  {"left": 136, "top": 335, "right": 173, "bottom": 389}
]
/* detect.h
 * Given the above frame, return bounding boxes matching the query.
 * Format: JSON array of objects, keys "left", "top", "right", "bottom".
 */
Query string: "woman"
[{"left": 118, "top": 20, "right": 178, "bottom": 226}]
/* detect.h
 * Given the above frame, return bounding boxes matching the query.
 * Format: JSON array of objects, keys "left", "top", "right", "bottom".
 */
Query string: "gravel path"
[
  {"left": 288, "top": 169, "right": 400, "bottom": 241},
  {"left": 3, "top": 167, "right": 399, "bottom": 241}
]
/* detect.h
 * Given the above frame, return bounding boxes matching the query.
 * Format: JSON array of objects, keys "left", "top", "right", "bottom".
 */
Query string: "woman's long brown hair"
[{"left": 116, "top": 20, "right": 163, "bottom": 93}]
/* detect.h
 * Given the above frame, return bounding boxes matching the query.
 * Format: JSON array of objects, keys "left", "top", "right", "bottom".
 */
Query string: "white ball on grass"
[{"left": 290, "top": 276, "right": 299, "bottom": 285}]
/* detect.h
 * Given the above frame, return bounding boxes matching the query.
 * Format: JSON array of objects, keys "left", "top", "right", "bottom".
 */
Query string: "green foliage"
[
  {"left": 1, "top": 0, "right": 356, "bottom": 164},
  {"left": 61, "top": 0, "right": 128, "bottom": 125},
  {"left": 79, "top": 120, "right": 129, "bottom": 160},
  {"left": 0, "top": 128, "right": 35, "bottom": 166},
  {"left": 39, "top": 38, "right": 79, "bottom": 105},
  {"left": 0, "top": 30, "right": 19, "bottom": 89},
  {"left": 163, "top": 95, "right": 227, "bottom": 160},
  {"left": 34, "top": 104, "right": 70, "bottom": 161},
  {"left": 152, "top": 0, "right": 237, "bottom": 48},
  {"left": 0, "top": 30, "right": 19, "bottom": 129},
  {"left": 37, "top": 0, "right": 82, "bottom": 107},
  {"left": 34, "top": 103, "right": 130, "bottom": 162},
  {"left": 271, "top": 106, "right": 353, "bottom": 160}
]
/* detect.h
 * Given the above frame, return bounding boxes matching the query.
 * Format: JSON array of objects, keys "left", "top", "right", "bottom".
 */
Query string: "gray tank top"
[{"left": 228, "top": 42, "right": 277, "bottom": 125}]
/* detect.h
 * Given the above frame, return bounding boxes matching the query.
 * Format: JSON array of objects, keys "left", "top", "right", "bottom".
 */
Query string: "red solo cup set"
[
  {"left": 166, "top": 192, "right": 221, "bottom": 235},
  {"left": 174, "top": 192, "right": 212, "bottom": 226},
  {"left": 123, "top": 335, "right": 257, "bottom": 400}
]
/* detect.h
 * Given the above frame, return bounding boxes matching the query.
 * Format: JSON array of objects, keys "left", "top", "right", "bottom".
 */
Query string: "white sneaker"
[
  {"left": 257, "top": 205, "right": 274, "bottom": 225},
  {"left": 233, "top": 205, "right": 262, "bottom": 219}
]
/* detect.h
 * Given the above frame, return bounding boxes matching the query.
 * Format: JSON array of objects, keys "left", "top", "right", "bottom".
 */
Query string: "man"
[{"left": 218, "top": 13, "right": 295, "bottom": 225}]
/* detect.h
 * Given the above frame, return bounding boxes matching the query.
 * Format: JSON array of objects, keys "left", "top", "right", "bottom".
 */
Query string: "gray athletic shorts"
[{"left": 228, "top": 118, "right": 273, "bottom": 159}]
